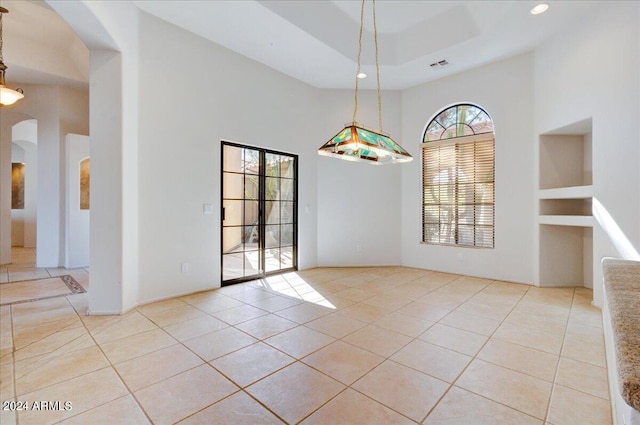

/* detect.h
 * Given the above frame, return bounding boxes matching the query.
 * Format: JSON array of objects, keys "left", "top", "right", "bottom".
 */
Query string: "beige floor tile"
[
  {"left": 12, "top": 316, "right": 82, "bottom": 349},
  {"left": 555, "top": 357, "right": 609, "bottom": 400},
  {"left": 162, "top": 315, "right": 228, "bottom": 342},
  {"left": 274, "top": 302, "right": 334, "bottom": 324},
  {"left": 212, "top": 304, "right": 269, "bottom": 325},
  {"left": 14, "top": 326, "right": 94, "bottom": 362},
  {"left": 0, "top": 361, "right": 14, "bottom": 400},
  {"left": 439, "top": 309, "right": 503, "bottom": 336},
  {"left": 184, "top": 326, "right": 257, "bottom": 361},
  {"left": 512, "top": 301, "right": 571, "bottom": 321},
  {"left": 90, "top": 311, "right": 158, "bottom": 344},
  {"left": 140, "top": 304, "right": 206, "bottom": 327},
  {"left": 10, "top": 296, "right": 71, "bottom": 313},
  {"left": 502, "top": 310, "right": 568, "bottom": 336},
  {"left": 465, "top": 292, "right": 521, "bottom": 310},
  {"left": 335, "top": 303, "right": 392, "bottom": 323},
  {"left": 265, "top": 326, "right": 335, "bottom": 359},
  {"left": 333, "top": 287, "right": 376, "bottom": 302},
  {"left": 58, "top": 395, "right": 150, "bottom": 424},
  {"left": 244, "top": 294, "right": 303, "bottom": 312},
  {"left": 374, "top": 311, "right": 434, "bottom": 338},
  {"left": 183, "top": 293, "right": 244, "bottom": 314},
  {"left": 17, "top": 367, "right": 129, "bottom": 425},
  {"left": 135, "top": 364, "right": 239, "bottom": 425},
  {"left": 14, "top": 345, "right": 109, "bottom": 395},
  {"left": 178, "top": 391, "right": 282, "bottom": 424},
  {"left": 356, "top": 278, "right": 406, "bottom": 294},
  {"left": 561, "top": 335, "right": 606, "bottom": 367},
  {"left": 0, "top": 277, "right": 73, "bottom": 304},
  {"left": 352, "top": 360, "right": 448, "bottom": 422},
  {"left": 138, "top": 299, "right": 190, "bottom": 317},
  {"left": 0, "top": 409, "right": 16, "bottom": 425},
  {"left": 302, "top": 340, "right": 384, "bottom": 385},
  {"left": 44, "top": 268, "right": 71, "bottom": 277},
  {"left": 12, "top": 305, "right": 78, "bottom": 330},
  {"left": 0, "top": 347, "right": 13, "bottom": 364},
  {"left": 315, "top": 293, "right": 356, "bottom": 310},
  {"left": 424, "top": 386, "right": 542, "bottom": 425},
  {"left": 456, "top": 359, "right": 552, "bottom": 419},
  {"left": 419, "top": 323, "right": 488, "bottom": 356},
  {"left": 115, "top": 344, "right": 204, "bottom": 391},
  {"left": 226, "top": 288, "right": 277, "bottom": 303},
  {"left": 342, "top": 324, "right": 412, "bottom": 358},
  {"left": 8, "top": 269, "right": 50, "bottom": 282},
  {"left": 100, "top": 328, "right": 177, "bottom": 364},
  {"left": 569, "top": 308, "right": 603, "bottom": 329},
  {"left": 477, "top": 339, "right": 559, "bottom": 382},
  {"left": 305, "top": 313, "right": 367, "bottom": 339},
  {"left": 493, "top": 322, "right": 564, "bottom": 355},
  {"left": 361, "top": 293, "right": 415, "bottom": 310},
  {"left": 397, "top": 301, "right": 454, "bottom": 322},
  {"left": 66, "top": 293, "right": 88, "bottom": 315},
  {"left": 302, "top": 388, "right": 414, "bottom": 425},
  {"left": 565, "top": 321, "right": 604, "bottom": 346},
  {"left": 547, "top": 384, "right": 612, "bottom": 425},
  {"left": 0, "top": 323, "right": 12, "bottom": 352},
  {"left": 235, "top": 313, "right": 298, "bottom": 339},
  {"left": 391, "top": 339, "right": 472, "bottom": 383},
  {"left": 309, "top": 281, "right": 350, "bottom": 294},
  {"left": 210, "top": 342, "right": 294, "bottom": 387},
  {"left": 246, "top": 362, "right": 345, "bottom": 424},
  {"left": 455, "top": 300, "right": 513, "bottom": 321}
]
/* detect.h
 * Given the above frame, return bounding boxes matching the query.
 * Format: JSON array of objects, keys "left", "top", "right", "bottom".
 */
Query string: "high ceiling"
[{"left": 3, "top": 0, "right": 606, "bottom": 90}]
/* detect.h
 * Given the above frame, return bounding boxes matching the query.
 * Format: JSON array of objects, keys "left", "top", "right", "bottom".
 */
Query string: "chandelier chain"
[
  {"left": 352, "top": 0, "right": 365, "bottom": 124},
  {"left": 0, "top": 11, "right": 4, "bottom": 64},
  {"left": 372, "top": 0, "right": 383, "bottom": 133}
]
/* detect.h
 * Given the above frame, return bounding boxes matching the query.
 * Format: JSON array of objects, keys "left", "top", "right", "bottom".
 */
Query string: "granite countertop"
[{"left": 603, "top": 258, "right": 640, "bottom": 412}]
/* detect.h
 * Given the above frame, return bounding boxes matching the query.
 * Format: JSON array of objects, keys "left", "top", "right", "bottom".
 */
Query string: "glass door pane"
[
  {"left": 222, "top": 145, "right": 262, "bottom": 281},
  {"left": 222, "top": 143, "right": 297, "bottom": 285}
]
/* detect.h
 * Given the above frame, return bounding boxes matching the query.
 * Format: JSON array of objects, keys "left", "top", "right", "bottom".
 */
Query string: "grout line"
[{"left": 542, "top": 287, "right": 576, "bottom": 423}]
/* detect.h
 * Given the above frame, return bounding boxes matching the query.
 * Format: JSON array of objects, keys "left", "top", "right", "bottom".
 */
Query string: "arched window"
[{"left": 422, "top": 104, "right": 495, "bottom": 248}]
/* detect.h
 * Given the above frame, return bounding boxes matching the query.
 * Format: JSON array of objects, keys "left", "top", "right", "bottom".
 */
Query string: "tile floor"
[{"left": 0, "top": 262, "right": 611, "bottom": 424}]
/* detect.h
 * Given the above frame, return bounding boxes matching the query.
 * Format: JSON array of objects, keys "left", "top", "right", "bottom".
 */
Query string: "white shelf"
[
  {"left": 538, "top": 215, "right": 594, "bottom": 227},
  {"left": 538, "top": 185, "right": 593, "bottom": 200}
]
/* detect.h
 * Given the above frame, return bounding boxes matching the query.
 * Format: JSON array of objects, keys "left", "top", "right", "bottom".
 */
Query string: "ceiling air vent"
[{"left": 430, "top": 60, "right": 450, "bottom": 68}]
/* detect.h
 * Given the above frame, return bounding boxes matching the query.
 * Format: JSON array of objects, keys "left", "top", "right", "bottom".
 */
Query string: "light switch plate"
[{"left": 203, "top": 204, "right": 214, "bottom": 215}]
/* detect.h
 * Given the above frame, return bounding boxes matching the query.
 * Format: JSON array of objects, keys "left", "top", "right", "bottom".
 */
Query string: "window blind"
[{"left": 422, "top": 137, "right": 495, "bottom": 248}]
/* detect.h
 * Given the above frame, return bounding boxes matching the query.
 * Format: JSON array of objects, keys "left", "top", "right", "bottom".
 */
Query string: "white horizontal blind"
[{"left": 422, "top": 138, "right": 495, "bottom": 247}]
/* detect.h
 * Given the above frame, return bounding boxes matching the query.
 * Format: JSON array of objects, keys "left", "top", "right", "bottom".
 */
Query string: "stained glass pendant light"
[
  {"left": 318, "top": 0, "right": 412, "bottom": 165},
  {"left": 0, "top": 7, "right": 24, "bottom": 107}
]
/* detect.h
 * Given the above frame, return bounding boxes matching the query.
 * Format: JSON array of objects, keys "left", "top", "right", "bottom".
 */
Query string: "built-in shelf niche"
[
  {"left": 539, "top": 119, "right": 592, "bottom": 190},
  {"left": 540, "top": 198, "right": 592, "bottom": 216},
  {"left": 539, "top": 225, "right": 593, "bottom": 287},
  {"left": 538, "top": 118, "right": 594, "bottom": 288}
]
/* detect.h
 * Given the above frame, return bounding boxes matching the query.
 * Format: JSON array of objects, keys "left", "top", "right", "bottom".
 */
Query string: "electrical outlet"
[
  {"left": 457, "top": 253, "right": 464, "bottom": 262},
  {"left": 356, "top": 244, "right": 362, "bottom": 253}
]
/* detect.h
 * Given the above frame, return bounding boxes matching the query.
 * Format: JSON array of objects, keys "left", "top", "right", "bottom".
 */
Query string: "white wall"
[
  {"left": 136, "top": 12, "right": 321, "bottom": 303},
  {"left": 65, "top": 134, "right": 90, "bottom": 268},
  {"left": 316, "top": 89, "right": 403, "bottom": 267},
  {"left": 401, "top": 53, "right": 535, "bottom": 284},
  {"left": 533, "top": 2, "right": 640, "bottom": 306}
]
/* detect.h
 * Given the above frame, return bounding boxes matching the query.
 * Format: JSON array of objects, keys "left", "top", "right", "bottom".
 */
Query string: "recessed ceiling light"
[
  {"left": 356, "top": 72, "right": 367, "bottom": 79},
  {"left": 531, "top": 3, "right": 549, "bottom": 15}
]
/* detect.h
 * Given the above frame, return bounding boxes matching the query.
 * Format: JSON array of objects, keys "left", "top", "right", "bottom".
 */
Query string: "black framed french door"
[{"left": 221, "top": 141, "right": 298, "bottom": 285}]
